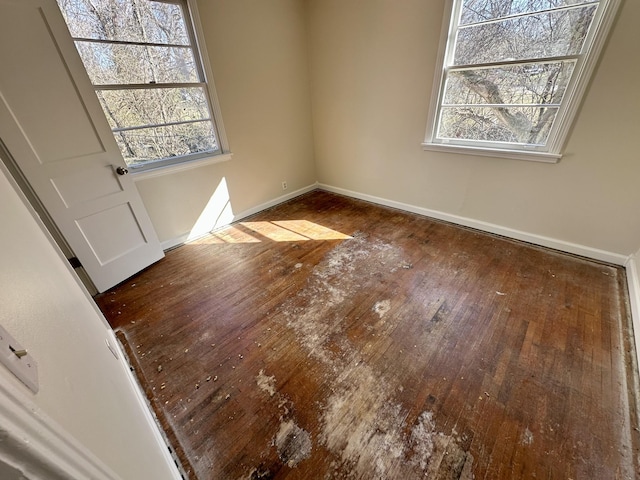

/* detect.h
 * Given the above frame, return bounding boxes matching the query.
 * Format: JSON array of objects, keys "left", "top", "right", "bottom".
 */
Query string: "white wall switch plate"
[{"left": 0, "top": 325, "right": 38, "bottom": 393}]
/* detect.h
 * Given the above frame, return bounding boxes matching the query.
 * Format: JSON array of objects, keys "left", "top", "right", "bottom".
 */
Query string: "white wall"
[
  {"left": 0, "top": 459, "right": 24, "bottom": 480},
  {"left": 307, "top": 0, "right": 640, "bottom": 256},
  {"left": 136, "top": 0, "right": 317, "bottom": 246},
  {"left": 0, "top": 164, "right": 178, "bottom": 479},
  {"left": 1, "top": 4, "right": 636, "bottom": 477}
]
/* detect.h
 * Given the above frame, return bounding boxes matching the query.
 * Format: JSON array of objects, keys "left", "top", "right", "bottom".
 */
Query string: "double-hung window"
[
  {"left": 57, "top": 0, "right": 226, "bottom": 171},
  {"left": 423, "top": 0, "right": 621, "bottom": 161}
]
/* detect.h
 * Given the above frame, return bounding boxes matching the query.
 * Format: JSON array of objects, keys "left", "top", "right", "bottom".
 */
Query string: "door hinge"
[{"left": 68, "top": 257, "right": 82, "bottom": 269}]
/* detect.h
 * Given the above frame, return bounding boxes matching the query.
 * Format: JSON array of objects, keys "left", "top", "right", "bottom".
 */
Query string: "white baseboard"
[
  {"left": 161, "top": 233, "right": 191, "bottom": 251},
  {"left": 231, "top": 183, "right": 319, "bottom": 222},
  {"left": 317, "top": 183, "right": 629, "bottom": 266},
  {"left": 160, "top": 183, "right": 319, "bottom": 250},
  {"left": 318, "top": 183, "right": 640, "bottom": 367},
  {"left": 107, "top": 330, "right": 183, "bottom": 479},
  {"left": 159, "top": 182, "right": 639, "bottom": 368},
  {"left": 626, "top": 255, "right": 640, "bottom": 367}
]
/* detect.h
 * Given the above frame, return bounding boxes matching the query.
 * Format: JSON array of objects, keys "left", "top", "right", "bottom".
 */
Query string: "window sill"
[
  {"left": 421, "top": 143, "right": 561, "bottom": 164},
  {"left": 131, "top": 152, "right": 233, "bottom": 181}
]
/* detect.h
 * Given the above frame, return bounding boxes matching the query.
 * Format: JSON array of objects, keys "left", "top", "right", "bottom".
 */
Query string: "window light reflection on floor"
[{"left": 190, "top": 220, "right": 352, "bottom": 244}]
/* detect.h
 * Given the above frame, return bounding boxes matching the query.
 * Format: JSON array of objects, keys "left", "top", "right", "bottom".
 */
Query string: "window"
[
  {"left": 423, "top": 0, "right": 621, "bottom": 161},
  {"left": 57, "top": 0, "right": 227, "bottom": 171}
]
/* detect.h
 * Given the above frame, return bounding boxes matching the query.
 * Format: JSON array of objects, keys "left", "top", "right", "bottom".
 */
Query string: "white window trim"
[
  {"left": 131, "top": 151, "right": 232, "bottom": 180},
  {"left": 63, "top": 0, "right": 231, "bottom": 175},
  {"left": 185, "top": 0, "right": 229, "bottom": 154},
  {"left": 129, "top": 0, "right": 231, "bottom": 177},
  {"left": 422, "top": 0, "right": 622, "bottom": 163}
]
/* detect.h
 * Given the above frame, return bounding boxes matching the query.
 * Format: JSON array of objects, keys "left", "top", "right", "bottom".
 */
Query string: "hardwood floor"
[{"left": 95, "top": 190, "right": 640, "bottom": 479}]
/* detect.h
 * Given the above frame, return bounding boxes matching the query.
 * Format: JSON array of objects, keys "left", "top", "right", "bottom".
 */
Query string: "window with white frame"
[
  {"left": 57, "top": 0, "right": 225, "bottom": 170},
  {"left": 423, "top": 0, "right": 620, "bottom": 161}
]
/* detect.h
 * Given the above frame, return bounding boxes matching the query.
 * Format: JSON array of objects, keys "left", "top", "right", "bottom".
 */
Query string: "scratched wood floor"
[{"left": 96, "top": 190, "right": 640, "bottom": 480}]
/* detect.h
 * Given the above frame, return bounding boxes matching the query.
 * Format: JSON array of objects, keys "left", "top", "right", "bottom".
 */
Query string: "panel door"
[{"left": 0, "top": 0, "right": 164, "bottom": 292}]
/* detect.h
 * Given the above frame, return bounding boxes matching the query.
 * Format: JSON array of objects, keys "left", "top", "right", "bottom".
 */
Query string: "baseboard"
[
  {"left": 162, "top": 181, "right": 639, "bottom": 414},
  {"left": 626, "top": 255, "right": 640, "bottom": 366},
  {"left": 318, "top": 183, "right": 640, "bottom": 363},
  {"left": 164, "top": 181, "right": 628, "bottom": 265},
  {"left": 231, "top": 183, "right": 319, "bottom": 222},
  {"left": 107, "top": 329, "right": 183, "bottom": 479},
  {"left": 0, "top": 162, "right": 181, "bottom": 480},
  {"left": 160, "top": 183, "right": 319, "bottom": 251},
  {"left": 317, "top": 183, "right": 628, "bottom": 266},
  {"left": 161, "top": 233, "right": 190, "bottom": 251}
]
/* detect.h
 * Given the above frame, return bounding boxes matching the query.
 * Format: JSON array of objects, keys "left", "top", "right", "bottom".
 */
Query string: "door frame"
[
  {"left": 0, "top": 160, "right": 181, "bottom": 480},
  {"left": 0, "top": 377, "right": 118, "bottom": 480},
  {"left": 0, "top": 0, "right": 164, "bottom": 293},
  {"left": 0, "top": 139, "right": 98, "bottom": 295}
]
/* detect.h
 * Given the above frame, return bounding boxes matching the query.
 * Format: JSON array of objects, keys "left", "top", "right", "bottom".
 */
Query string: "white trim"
[
  {"left": 0, "top": 161, "right": 181, "bottom": 480},
  {"left": 548, "top": 0, "right": 622, "bottom": 154},
  {"left": 626, "top": 254, "right": 640, "bottom": 369},
  {"left": 421, "top": 142, "right": 561, "bottom": 163},
  {"left": 423, "top": 0, "right": 454, "bottom": 144},
  {"left": 61, "top": 0, "right": 232, "bottom": 175},
  {"left": 131, "top": 152, "right": 232, "bottom": 181},
  {"left": 423, "top": 0, "right": 622, "bottom": 158},
  {"left": 230, "top": 183, "right": 319, "bottom": 223},
  {"left": 106, "top": 329, "right": 184, "bottom": 480},
  {"left": 0, "top": 379, "right": 119, "bottom": 480},
  {"left": 187, "top": 0, "right": 231, "bottom": 154},
  {"left": 317, "top": 183, "right": 628, "bottom": 266},
  {"left": 160, "top": 183, "right": 319, "bottom": 250},
  {"left": 162, "top": 233, "right": 193, "bottom": 251}
]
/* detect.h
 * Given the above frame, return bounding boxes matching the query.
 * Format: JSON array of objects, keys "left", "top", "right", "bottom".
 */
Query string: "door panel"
[
  {"left": 0, "top": 0, "right": 164, "bottom": 292},
  {"left": 77, "top": 203, "right": 149, "bottom": 265},
  {"left": 0, "top": 2, "right": 104, "bottom": 162},
  {"left": 51, "top": 167, "right": 124, "bottom": 208}
]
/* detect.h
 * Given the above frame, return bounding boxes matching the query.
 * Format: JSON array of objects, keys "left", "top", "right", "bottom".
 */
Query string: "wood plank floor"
[{"left": 95, "top": 190, "right": 640, "bottom": 480}]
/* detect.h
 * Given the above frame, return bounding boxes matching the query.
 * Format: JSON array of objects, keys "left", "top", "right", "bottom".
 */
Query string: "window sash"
[
  {"left": 73, "top": 37, "right": 192, "bottom": 49},
  {"left": 111, "top": 118, "right": 213, "bottom": 133},
  {"left": 449, "top": 54, "right": 580, "bottom": 71},
  {"left": 459, "top": 1, "right": 600, "bottom": 28},
  {"left": 424, "top": 0, "right": 619, "bottom": 159},
  {"left": 60, "top": 0, "right": 222, "bottom": 170}
]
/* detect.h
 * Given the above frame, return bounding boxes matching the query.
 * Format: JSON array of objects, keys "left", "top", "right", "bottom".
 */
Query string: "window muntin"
[
  {"left": 97, "top": 88, "right": 210, "bottom": 128},
  {"left": 75, "top": 43, "right": 199, "bottom": 84},
  {"left": 57, "top": 0, "right": 221, "bottom": 170},
  {"left": 459, "top": 0, "right": 593, "bottom": 24},
  {"left": 425, "top": 0, "right": 614, "bottom": 157},
  {"left": 454, "top": 5, "right": 597, "bottom": 65}
]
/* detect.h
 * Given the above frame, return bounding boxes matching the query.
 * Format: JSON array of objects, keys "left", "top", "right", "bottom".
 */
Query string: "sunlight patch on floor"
[{"left": 191, "top": 219, "right": 352, "bottom": 244}]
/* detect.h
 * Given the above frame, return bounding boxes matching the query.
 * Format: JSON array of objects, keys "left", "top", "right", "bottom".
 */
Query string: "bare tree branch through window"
[
  {"left": 427, "top": 0, "right": 611, "bottom": 154},
  {"left": 57, "top": 0, "right": 220, "bottom": 168}
]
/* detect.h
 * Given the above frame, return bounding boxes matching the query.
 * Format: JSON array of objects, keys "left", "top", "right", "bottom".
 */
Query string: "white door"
[{"left": 0, "top": 0, "right": 164, "bottom": 292}]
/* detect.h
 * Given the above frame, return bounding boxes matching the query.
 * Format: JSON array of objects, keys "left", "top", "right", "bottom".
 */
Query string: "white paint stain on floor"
[
  {"left": 320, "top": 360, "right": 406, "bottom": 477},
  {"left": 373, "top": 299, "right": 391, "bottom": 318},
  {"left": 279, "top": 234, "right": 404, "bottom": 365},
  {"left": 256, "top": 369, "right": 276, "bottom": 397},
  {"left": 274, "top": 419, "right": 312, "bottom": 467},
  {"left": 320, "top": 359, "right": 473, "bottom": 479},
  {"left": 521, "top": 427, "right": 534, "bottom": 446},
  {"left": 250, "top": 233, "right": 473, "bottom": 478}
]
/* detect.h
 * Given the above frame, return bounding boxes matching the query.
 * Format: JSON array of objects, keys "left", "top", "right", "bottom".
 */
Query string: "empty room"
[{"left": 0, "top": 0, "right": 639, "bottom": 479}]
